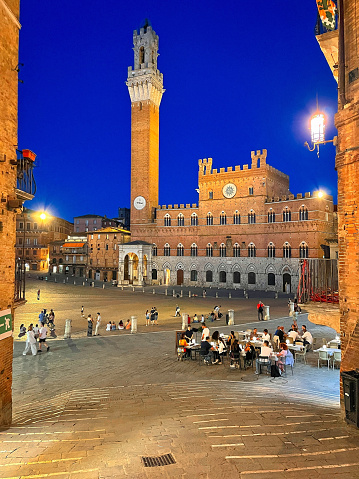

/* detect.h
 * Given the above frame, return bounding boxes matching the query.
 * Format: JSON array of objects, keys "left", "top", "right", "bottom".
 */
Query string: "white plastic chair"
[
  {"left": 318, "top": 350, "right": 330, "bottom": 369},
  {"left": 332, "top": 350, "right": 341, "bottom": 369}
]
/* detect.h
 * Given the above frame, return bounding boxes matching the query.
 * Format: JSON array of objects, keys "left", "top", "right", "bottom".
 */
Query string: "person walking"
[
  {"left": 87, "top": 315, "right": 93, "bottom": 336},
  {"left": 23, "top": 324, "right": 37, "bottom": 356},
  {"left": 175, "top": 305, "right": 180, "bottom": 317},
  {"left": 33, "top": 324, "right": 39, "bottom": 340},
  {"left": 37, "top": 289, "right": 40, "bottom": 300},
  {"left": 257, "top": 301, "right": 264, "bottom": 321},
  {"left": 94, "top": 312, "right": 101, "bottom": 336},
  {"left": 38, "top": 322, "right": 50, "bottom": 353},
  {"left": 39, "top": 310, "right": 44, "bottom": 324}
]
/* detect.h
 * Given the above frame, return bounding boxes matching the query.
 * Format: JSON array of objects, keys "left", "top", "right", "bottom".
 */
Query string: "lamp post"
[{"left": 304, "top": 110, "right": 337, "bottom": 157}]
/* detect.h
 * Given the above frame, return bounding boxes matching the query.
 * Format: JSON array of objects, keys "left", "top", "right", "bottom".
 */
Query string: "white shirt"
[
  {"left": 97, "top": 315, "right": 101, "bottom": 324},
  {"left": 39, "top": 326, "right": 47, "bottom": 339},
  {"left": 106, "top": 323, "right": 111, "bottom": 331},
  {"left": 302, "top": 331, "right": 313, "bottom": 344},
  {"left": 260, "top": 345, "right": 273, "bottom": 358},
  {"left": 262, "top": 333, "right": 270, "bottom": 343},
  {"left": 288, "top": 330, "right": 300, "bottom": 341},
  {"left": 202, "top": 327, "right": 210, "bottom": 340},
  {"left": 26, "top": 330, "right": 36, "bottom": 344},
  {"left": 33, "top": 326, "right": 39, "bottom": 335}
]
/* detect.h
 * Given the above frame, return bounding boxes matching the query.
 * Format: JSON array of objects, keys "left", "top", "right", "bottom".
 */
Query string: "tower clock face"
[
  {"left": 133, "top": 196, "right": 146, "bottom": 210},
  {"left": 223, "top": 183, "right": 237, "bottom": 199}
]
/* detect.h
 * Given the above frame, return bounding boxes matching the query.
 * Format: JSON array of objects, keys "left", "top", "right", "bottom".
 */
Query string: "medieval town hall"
[{"left": 118, "top": 20, "right": 337, "bottom": 292}]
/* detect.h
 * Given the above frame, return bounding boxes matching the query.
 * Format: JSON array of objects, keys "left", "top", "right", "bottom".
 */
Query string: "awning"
[{"left": 62, "top": 242, "right": 85, "bottom": 248}]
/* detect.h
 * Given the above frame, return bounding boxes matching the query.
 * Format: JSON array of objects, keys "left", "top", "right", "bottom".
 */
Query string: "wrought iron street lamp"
[{"left": 305, "top": 110, "right": 337, "bottom": 157}]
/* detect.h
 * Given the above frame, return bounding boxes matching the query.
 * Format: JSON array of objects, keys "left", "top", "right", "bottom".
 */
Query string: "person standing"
[
  {"left": 94, "top": 312, "right": 101, "bottom": 336},
  {"left": 145, "top": 310, "right": 150, "bottom": 326},
  {"left": 81, "top": 305, "right": 84, "bottom": 317},
  {"left": 175, "top": 305, "right": 180, "bottom": 317},
  {"left": 201, "top": 323, "right": 210, "bottom": 341},
  {"left": 38, "top": 322, "right": 50, "bottom": 353},
  {"left": 39, "top": 310, "right": 44, "bottom": 324},
  {"left": 33, "top": 324, "right": 39, "bottom": 340},
  {"left": 48, "top": 309, "right": 55, "bottom": 327},
  {"left": 257, "top": 301, "right": 264, "bottom": 321},
  {"left": 37, "top": 289, "right": 40, "bottom": 300},
  {"left": 23, "top": 325, "right": 37, "bottom": 356},
  {"left": 87, "top": 315, "right": 93, "bottom": 336},
  {"left": 154, "top": 307, "right": 158, "bottom": 325}
]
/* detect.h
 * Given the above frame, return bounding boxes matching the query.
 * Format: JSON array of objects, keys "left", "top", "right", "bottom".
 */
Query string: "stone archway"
[
  {"left": 283, "top": 273, "right": 291, "bottom": 293},
  {"left": 124, "top": 253, "right": 139, "bottom": 284}
]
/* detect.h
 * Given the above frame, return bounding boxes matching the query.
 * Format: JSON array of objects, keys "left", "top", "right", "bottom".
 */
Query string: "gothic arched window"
[
  {"left": 248, "top": 243, "right": 256, "bottom": 257},
  {"left": 267, "top": 242, "right": 275, "bottom": 258},
  {"left": 233, "top": 243, "right": 240, "bottom": 257},
  {"left": 177, "top": 244, "right": 184, "bottom": 256},
  {"left": 206, "top": 244, "right": 213, "bottom": 257},
  {"left": 152, "top": 244, "right": 157, "bottom": 256},
  {"left": 233, "top": 211, "right": 241, "bottom": 224},
  {"left": 220, "top": 212, "right": 227, "bottom": 225},
  {"left": 248, "top": 210, "right": 256, "bottom": 224},
  {"left": 299, "top": 206, "right": 308, "bottom": 221},
  {"left": 190, "top": 243, "right": 198, "bottom": 257},
  {"left": 139, "top": 46, "right": 145, "bottom": 64},
  {"left": 268, "top": 209, "right": 275, "bottom": 223},
  {"left": 164, "top": 214, "right": 171, "bottom": 227},
  {"left": 164, "top": 243, "right": 170, "bottom": 256},
  {"left": 177, "top": 214, "right": 184, "bottom": 227},
  {"left": 207, "top": 213, "right": 213, "bottom": 225},
  {"left": 191, "top": 213, "right": 198, "bottom": 226},
  {"left": 283, "top": 242, "right": 291, "bottom": 258},
  {"left": 219, "top": 243, "right": 226, "bottom": 257},
  {"left": 283, "top": 207, "right": 291, "bottom": 222},
  {"left": 299, "top": 242, "right": 309, "bottom": 258}
]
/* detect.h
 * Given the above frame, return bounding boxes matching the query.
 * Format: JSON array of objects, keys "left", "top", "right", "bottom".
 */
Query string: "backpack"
[{"left": 271, "top": 364, "right": 281, "bottom": 377}]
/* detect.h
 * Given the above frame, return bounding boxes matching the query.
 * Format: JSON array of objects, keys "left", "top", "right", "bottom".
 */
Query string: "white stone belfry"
[{"left": 126, "top": 19, "right": 164, "bottom": 108}]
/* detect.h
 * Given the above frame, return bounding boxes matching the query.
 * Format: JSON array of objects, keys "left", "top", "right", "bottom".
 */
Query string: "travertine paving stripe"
[
  {"left": 239, "top": 462, "right": 359, "bottom": 475},
  {"left": 199, "top": 419, "right": 336, "bottom": 429},
  {"left": 208, "top": 427, "right": 345, "bottom": 438},
  {"left": 0, "top": 457, "right": 83, "bottom": 468},
  {"left": 2, "top": 469, "right": 98, "bottom": 479},
  {"left": 226, "top": 446, "right": 359, "bottom": 459}
]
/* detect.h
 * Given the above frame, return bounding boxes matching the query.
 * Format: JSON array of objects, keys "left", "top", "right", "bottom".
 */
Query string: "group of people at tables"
[
  {"left": 105, "top": 319, "right": 131, "bottom": 331},
  {"left": 178, "top": 320, "right": 313, "bottom": 373}
]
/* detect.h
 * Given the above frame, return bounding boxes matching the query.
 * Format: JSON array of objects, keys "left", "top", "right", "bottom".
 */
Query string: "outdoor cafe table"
[
  {"left": 288, "top": 343, "right": 305, "bottom": 352},
  {"left": 314, "top": 347, "right": 341, "bottom": 356},
  {"left": 186, "top": 344, "right": 201, "bottom": 360}
]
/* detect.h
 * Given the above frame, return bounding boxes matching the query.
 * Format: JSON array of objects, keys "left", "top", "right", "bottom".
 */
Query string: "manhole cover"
[{"left": 142, "top": 453, "right": 176, "bottom": 467}]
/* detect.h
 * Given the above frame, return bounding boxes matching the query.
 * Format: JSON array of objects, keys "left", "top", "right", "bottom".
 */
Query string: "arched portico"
[{"left": 118, "top": 240, "right": 153, "bottom": 286}]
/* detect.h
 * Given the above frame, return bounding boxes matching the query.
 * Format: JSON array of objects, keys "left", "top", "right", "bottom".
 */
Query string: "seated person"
[
  {"left": 218, "top": 336, "right": 227, "bottom": 364},
  {"left": 244, "top": 341, "right": 256, "bottom": 365},
  {"left": 288, "top": 328, "right": 300, "bottom": 342},
  {"left": 18, "top": 324, "right": 26, "bottom": 337},
  {"left": 250, "top": 328, "right": 259, "bottom": 340},
  {"left": 211, "top": 331, "right": 220, "bottom": 362},
  {"left": 185, "top": 325, "right": 194, "bottom": 343},
  {"left": 255, "top": 340, "right": 273, "bottom": 374},
  {"left": 230, "top": 339, "right": 241, "bottom": 366},
  {"left": 301, "top": 325, "right": 313, "bottom": 347},
  {"left": 200, "top": 336, "right": 216, "bottom": 364},
  {"left": 227, "top": 331, "right": 236, "bottom": 348},
  {"left": 193, "top": 314, "right": 198, "bottom": 323},
  {"left": 125, "top": 319, "right": 131, "bottom": 330},
  {"left": 288, "top": 323, "right": 298, "bottom": 332},
  {"left": 178, "top": 332, "right": 189, "bottom": 358},
  {"left": 106, "top": 322, "right": 112, "bottom": 331},
  {"left": 262, "top": 329, "right": 270, "bottom": 343},
  {"left": 118, "top": 320, "right": 124, "bottom": 330},
  {"left": 111, "top": 322, "right": 116, "bottom": 331}
]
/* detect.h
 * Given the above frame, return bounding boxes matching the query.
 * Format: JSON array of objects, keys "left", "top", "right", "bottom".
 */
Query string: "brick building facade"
[
  {"left": 118, "top": 22, "right": 336, "bottom": 291},
  {"left": 316, "top": 2, "right": 359, "bottom": 378},
  {"left": 73, "top": 214, "right": 120, "bottom": 233},
  {"left": 16, "top": 208, "right": 73, "bottom": 271},
  {"left": 0, "top": 0, "right": 34, "bottom": 426},
  {"left": 49, "top": 235, "right": 87, "bottom": 276}
]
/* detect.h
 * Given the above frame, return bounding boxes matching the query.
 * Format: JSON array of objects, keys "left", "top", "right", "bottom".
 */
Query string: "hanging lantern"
[{"left": 310, "top": 113, "right": 325, "bottom": 144}]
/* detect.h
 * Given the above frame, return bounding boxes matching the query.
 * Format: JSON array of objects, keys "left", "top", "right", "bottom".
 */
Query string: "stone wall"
[{"left": 0, "top": 0, "right": 20, "bottom": 427}]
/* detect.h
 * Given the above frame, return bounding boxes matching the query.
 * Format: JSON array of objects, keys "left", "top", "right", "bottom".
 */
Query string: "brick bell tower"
[{"left": 127, "top": 19, "right": 164, "bottom": 234}]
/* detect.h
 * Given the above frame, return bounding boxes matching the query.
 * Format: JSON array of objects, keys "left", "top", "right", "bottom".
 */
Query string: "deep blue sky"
[{"left": 18, "top": 1, "right": 338, "bottom": 222}]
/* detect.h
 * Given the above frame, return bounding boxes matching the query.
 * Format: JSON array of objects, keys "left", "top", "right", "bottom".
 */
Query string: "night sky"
[{"left": 18, "top": 1, "right": 338, "bottom": 222}]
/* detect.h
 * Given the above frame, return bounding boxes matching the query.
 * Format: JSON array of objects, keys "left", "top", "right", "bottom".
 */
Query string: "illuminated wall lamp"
[{"left": 304, "top": 112, "right": 337, "bottom": 157}]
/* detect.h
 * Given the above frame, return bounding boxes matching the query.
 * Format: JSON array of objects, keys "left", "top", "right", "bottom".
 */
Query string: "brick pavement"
[{"left": 3, "top": 311, "right": 359, "bottom": 478}]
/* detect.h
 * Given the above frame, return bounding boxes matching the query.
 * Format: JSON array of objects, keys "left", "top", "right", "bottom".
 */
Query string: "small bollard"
[
  {"left": 54, "top": 278, "right": 57, "bottom": 283},
  {"left": 64, "top": 319, "right": 72, "bottom": 339},
  {"left": 189, "top": 290, "right": 191, "bottom": 298},
  {"left": 132, "top": 287, "right": 135, "bottom": 292},
  {"left": 180, "top": 290, "right": 183, "bottom": 297},
  {"left": 215, "top": 292, "right": 218, "bottom": 298},
  {"left": 243, "top": 289, "right": 246, "bottom": 297},
  {"left": 245, "top": 293, "right": 249, "bottom": 299},
  {"left": 121, "top": 286, "right": 124, "bottom": 290},
  {"left": 274, "top": 291, "right": 278, "bottom": 299},
  {"left": 228, "top": 309, "right": 234, "bottom": 325},
  {"left": 74, "top": 281, "right": 76, "bottom": 285},
  {"left": 153, "top": 288, "right": 155, "bottom": 294},
  {"left": 181, "top": 313, "right": 188, "bottom": 330},
  {"left": 172, "top": 289, "right": 175, "bottom": 297},
  {"left": 92, "top": 282, "right": 94, "bottom": 287},
  {"left": 83, "top": 282, "right": 85, "bottom": 286},
  {"left": 63, "top": 279, "right": 66, "bottom": 284},
  {"left": 229, "top": 292, "right": 231, "bottom": 299},
  {"left": 131, "top": 315, "right": 137, "bottom": 334},
  {"left": 165, "top": 289, "right": 168, "bottom": 296},
  {"left": 102, "top": 283, "right": 105, "bottom": 289},
  {"left": 142, "top": 287, "right": 145, "bottom": 293},
  {"left": 264, "top": 305, "right": 270, "bottom": 321}
]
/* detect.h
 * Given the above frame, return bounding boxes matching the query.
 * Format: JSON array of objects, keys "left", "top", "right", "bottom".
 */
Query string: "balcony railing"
[
  {"left": 16, "top": 149, "right": 36, "bottom": 201},
  {"left": 14, "top": 257, "right": 26, "bottom": 304}
]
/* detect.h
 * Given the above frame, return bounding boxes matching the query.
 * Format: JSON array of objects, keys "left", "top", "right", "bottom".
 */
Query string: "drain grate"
[{"left": 142, "top": 453, "right": 176, "bottom": 467}]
